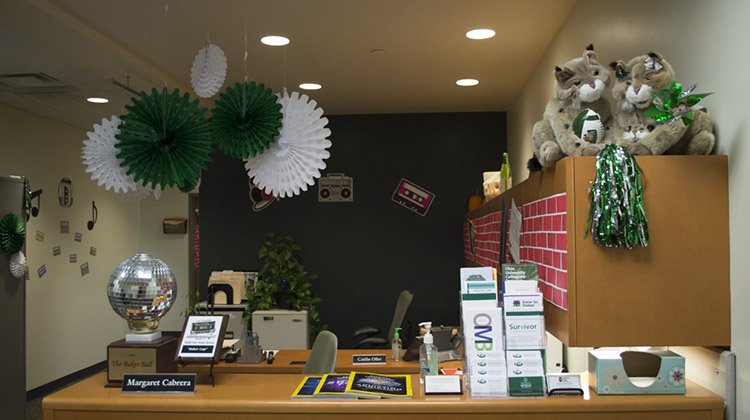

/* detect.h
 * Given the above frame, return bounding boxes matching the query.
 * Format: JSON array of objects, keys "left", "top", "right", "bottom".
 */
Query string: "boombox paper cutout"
[
  {"left": 392, "top": 178, "right": 435, "bottom": 216},
  {"left": 318, "top": 173, "right": 353, "bottom": 202}
]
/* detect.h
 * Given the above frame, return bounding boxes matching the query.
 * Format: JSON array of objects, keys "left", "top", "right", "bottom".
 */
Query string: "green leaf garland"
[
  {"left": 0, "top": 213, "right": 25, "bottom": 254},
  {"left": 211, "top": 81, "right": 283, "bottom": 159},
  {"left": 585, "top": 144, "right": 649, "bottom": 248},
  {"left": 116, "top": 88, "right": 213, "bottom": 190}
]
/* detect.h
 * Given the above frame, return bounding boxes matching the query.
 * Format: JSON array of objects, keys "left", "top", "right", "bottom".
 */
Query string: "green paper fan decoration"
[
  {"left": 211, "top": 81, "right": 283, "bottom": 159},
  {"left": 0, "top": 213, "right": 25, "bottom": 254},
  {"left": 116, "top": 88, "right": 213, "bottom": 190}
]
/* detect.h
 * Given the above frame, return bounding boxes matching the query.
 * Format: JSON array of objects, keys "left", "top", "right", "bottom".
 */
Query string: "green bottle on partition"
[
  {"left": 391, "top": 327, "right": 402, "bottom": 362},
  {"left": 500, "top": 152, "right": 512, "bottom": 193}
]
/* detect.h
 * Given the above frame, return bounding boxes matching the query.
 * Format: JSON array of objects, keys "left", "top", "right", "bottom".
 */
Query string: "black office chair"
[{"left": 352, "top": 289, "right": 414, "bottom": 349}]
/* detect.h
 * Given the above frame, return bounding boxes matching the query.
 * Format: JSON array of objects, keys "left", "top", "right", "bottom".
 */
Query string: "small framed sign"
[
  {"left": 352, "top": 354, "right": 387, "bottom": 365},
  {"left": 175, "top": 315, "right": 228, "bottom": 363}
]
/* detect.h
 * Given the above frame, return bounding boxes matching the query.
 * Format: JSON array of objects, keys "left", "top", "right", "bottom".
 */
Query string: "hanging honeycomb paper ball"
[
  {"left": 245, "top": 90, "right": 332, "bottom": 198},
  {"left": 190, "top": 42, "right": 227, "bottom": 98},
  {"left": 9, "top": 251, "right": 27, "bottom": 279}
]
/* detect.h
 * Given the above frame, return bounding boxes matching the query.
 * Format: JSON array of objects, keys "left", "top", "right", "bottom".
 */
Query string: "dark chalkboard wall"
[{"left": 200, "top": 112, "right": 506, "bottom": 348}]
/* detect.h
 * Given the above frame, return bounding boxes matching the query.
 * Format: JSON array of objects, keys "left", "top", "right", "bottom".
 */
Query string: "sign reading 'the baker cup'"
[
  {"left": 121, "top": 373, "right": 196, "bottom": 393},
  {"left": 176, "top": 315, "right": 227, "bottom": 361}
]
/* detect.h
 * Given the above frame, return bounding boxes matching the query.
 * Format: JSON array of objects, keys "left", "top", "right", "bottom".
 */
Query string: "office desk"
[
  {"left": 179, "top": 349, "right": 436, "bottom": 375},
  {"left": 43, "top": 372, "right": 723, "bottom": 420}
]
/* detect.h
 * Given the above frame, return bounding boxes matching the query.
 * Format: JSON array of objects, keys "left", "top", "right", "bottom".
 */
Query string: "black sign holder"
[{"left": 175, "top": 314, "right": 228, "bottom": 387}]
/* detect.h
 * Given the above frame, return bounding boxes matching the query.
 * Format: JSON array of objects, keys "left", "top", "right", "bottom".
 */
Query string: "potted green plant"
[{"left": 244, "top": 233, "right": 325, "bottom": 343}]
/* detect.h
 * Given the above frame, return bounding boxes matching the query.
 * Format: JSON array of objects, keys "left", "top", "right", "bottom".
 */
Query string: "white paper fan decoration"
[
  {"left": 118, "top": 183, "right": 162, "bottom": 202},
  {"left": 244, "top": 90, "right": 332, "bottom": 198},
  {"left": 191, "top": 42, "right": 227, "bottom": 98},
  {"left": 82, "top": 115, "right": 139, "bottom": 194}
]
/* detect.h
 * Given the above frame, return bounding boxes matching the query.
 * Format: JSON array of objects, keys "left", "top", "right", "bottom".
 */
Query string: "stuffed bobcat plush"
[
  {"left": 610, "top": 52, "right": 715, "bottom": 155},
  {"left": 530, "top": 45, "right": 611, "bottom": 170}
]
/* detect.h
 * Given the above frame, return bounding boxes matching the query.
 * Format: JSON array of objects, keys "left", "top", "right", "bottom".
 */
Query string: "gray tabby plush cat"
[
  {"left": 530, "top": 45, "right": 612, "bottom": 170},
  {"left": 609, "top": 52, "right": 714, "bottom": 155}
]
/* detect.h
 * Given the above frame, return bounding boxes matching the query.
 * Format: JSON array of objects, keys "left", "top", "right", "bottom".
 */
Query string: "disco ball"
[{"left": 107, "top": 253, "right": 177, "bottom": 333}]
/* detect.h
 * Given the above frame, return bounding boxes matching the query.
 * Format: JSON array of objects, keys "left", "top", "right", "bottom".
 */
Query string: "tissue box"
[{"left": 588, "top": 349, "right": 686, "bottom": 395}]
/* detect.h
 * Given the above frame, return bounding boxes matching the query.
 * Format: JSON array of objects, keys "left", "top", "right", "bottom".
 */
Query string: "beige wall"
[
  {"left": 0, "top": 102, "right": 189, "bottom": 390},
  {"left": 138, "top": 187, "right": 190, "bottom": 331},
  {"left": 508, "top": 0, "right": 749, "bottom": 414}
]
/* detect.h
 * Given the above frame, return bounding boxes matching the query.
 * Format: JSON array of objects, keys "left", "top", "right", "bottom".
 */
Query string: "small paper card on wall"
[
  {"left": 60, "top": 221, "right": 69, "bottom": 234},
  {"left": 175, "top": 315, "right": 228, "bottom": 363},
  {"left": 80, "top": 262, "right": 89, "bottom": 276},
  {"left": 37, "top": 264, "right": 46, "bottom": 278},
  {"left": 36, "top": 231, "right": 44, "bottom": 242},
  {"left": 69, "top": 254, "right": 77, "bottom": 263},
  {"left": 52, "top": 245, "right": 61, "bottom": 256},
  {"left": 391, "top": 178, "right": 435, "bottom": 216},
  {"left": 90, "top": 246, "right": 97, "bottom": 256},
  {"left": 74, "top": 232, "right": 82, "bottom": 242}
]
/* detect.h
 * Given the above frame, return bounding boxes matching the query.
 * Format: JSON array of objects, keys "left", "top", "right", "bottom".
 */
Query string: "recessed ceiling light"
[
  {"left": 466, "top": 29, "right": 496, "bottom": 40},
  {"left": 86, "top": 97, "right": 109, "bottom": 103},
  {"left": 261, "top": 35, "right": 290, "bottom": 46},
  {"left": 299, "top": 83, "right": 322, "bottom": 90},
  {"left": 456, "top": 79, "right": 479, "bottom": 87}
]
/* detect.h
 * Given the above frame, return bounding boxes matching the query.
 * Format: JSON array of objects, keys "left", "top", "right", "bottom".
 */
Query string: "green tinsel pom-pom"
[
  {"left": 585, "top": 144, "right": 649, "bottom": 248},
  {"left": 0, "top": 213, "right": 25, "bottom": 254},
  {"left": 211, "top": 81, "right": 283, "bottom": 159},
  {"left": 116, "top": 88, "right": 213, "bottom": 190}
]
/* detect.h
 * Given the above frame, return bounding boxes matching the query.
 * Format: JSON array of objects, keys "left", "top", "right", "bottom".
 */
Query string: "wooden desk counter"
[
  {"left": 179, "top": 349, "right": 430, "bottom": 375},
  {"left": 43, "top": 372, "right": 723, "bottom": 420}
]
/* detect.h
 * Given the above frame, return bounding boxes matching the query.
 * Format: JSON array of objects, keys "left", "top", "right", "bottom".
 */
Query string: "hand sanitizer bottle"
[
  {"left": 391, "top": 327, "right": 403, "bottom": 361},
  {"left": 418, "top": 322, "right": 438, "bottom": 384}
]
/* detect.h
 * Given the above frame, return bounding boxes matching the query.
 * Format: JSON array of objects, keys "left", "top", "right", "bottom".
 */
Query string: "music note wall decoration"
[
  {"left": 29, "top": 189, "right": 42, "bottom": 218},
  {"left": 87, "top": 201, "right": 98, "bottom": 231}
]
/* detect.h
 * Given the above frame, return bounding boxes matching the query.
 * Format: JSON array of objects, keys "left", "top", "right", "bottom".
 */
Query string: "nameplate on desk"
[
  {"left": 121, "top": 373, "right": 196, "bottom": 394},
  {"left": 352, "top": 354, "right": 387, "bottom": 365}
]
